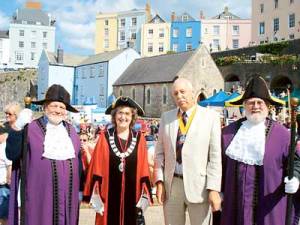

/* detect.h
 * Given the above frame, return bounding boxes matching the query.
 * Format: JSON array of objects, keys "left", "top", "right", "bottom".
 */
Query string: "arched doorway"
[
  {"left": 197, "top": 92, "right": 206, "bottom": 102},
  {"left": 270, "top": 76, "right": 292, "bottom": 96},
  {"left": 225, "top": 74, "right": 240, "bottom": 92}
]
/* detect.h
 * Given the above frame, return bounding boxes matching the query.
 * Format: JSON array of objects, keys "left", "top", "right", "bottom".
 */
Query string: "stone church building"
[{"left": 113, "top": 45, "right": 224, "bottom": 118}]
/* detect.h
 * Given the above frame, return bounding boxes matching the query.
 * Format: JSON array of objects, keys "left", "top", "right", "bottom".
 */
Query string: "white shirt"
[
  {"left": 43, "top": 123, "right": 75, "bottom": 160},
  {"left": 225, "top": 120, "right": 266, "bottom": 165},
  {"left": 0, "top": 142, "right": 12, "bottom": 184}
]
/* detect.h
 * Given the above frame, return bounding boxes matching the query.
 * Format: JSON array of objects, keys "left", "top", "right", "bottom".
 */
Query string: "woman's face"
[
  {"left": 44, "top": 101, "right": 67, "bottom": 125},
  {"left": 115, "top": 106, "right": 133, "bottom": 130},
  {"left": 5, "top": 107, "right": 17, "bottom": 125}
]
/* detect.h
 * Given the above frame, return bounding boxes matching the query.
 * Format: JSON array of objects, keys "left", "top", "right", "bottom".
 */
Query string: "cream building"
[
  {"left": 141, "top": 14, "right": 171, "bottom": 57},
  {"left": 252, "top": 0, "right": 300, "bottom": 44},
  {"left": 95, "top": 13, "right": 118, "bottom": 54},
  {"left": 95, "top": 4, "right": 151, "bottom": 54},
  {"left": 200, "top": 7, "right": 251, "bottom": 52}
]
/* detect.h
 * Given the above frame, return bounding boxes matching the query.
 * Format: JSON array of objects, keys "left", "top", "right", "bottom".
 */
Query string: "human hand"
[
  {"left": 15, "top": 109, "right": 33, "bottom": 130},
  {"left": 156, "top": 181, "right": 165, "bottom": 205},
  {"left": 284, "top": 176, "right": 300, "bottom": 194},
  {"left": 208, "top": 190, "right": 222, "bottom": 212}
]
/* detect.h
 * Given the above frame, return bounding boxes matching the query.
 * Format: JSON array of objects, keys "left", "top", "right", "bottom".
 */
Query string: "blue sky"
[{"left": 0, "top": 0, "right": 251, "bottom": 56}]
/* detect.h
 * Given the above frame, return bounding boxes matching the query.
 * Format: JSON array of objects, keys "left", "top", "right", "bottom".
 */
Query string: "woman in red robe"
[{"left": 84, "top": 96, "right": 152, "bottom": 225}]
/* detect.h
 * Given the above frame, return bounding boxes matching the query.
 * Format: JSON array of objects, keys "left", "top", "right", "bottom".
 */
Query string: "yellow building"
[
  {"left": 141, "top": 14, "right": 171, "bottom": 57},
  {"left": 95, "top": 13, "right": 118, "bottom": 54},
  {"left": 252, "top": 0, "right": 300, "bottom": 44}
]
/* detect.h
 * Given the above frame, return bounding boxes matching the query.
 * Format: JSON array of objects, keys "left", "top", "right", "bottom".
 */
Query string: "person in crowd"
[
  {"left": 220, "top": 75, "right": 300, "bottom": 225},
  {"left": 0, "top": 124, "right": 11, "bottom": 225},
  {"left": 6, "top": 84, "right": 81, "bottom": 225},
  {"left": 4, "top": 102, "right": 21, "bottom": 131},
  {"left": 84, "top": 96, "right": 152, "bottom": 225},
  {"left": 154, "top": 77, "right": 222, "bottom": 225},
  {"left": 80, "top": 132, "right": 94, "bottom": 174}
]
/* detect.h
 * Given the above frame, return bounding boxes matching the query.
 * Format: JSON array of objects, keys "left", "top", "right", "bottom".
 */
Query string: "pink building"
[{"left": 200, "top": 7, "right": 252, "bottom": 52}]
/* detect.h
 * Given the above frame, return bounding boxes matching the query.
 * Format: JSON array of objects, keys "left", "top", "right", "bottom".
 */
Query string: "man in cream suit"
[{"left": 154, "top": 78, "right": 222, "bottom": 225}]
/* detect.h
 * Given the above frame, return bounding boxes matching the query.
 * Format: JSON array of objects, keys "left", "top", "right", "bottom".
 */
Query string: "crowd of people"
[{"left": 0, "top": 75, "right": 300, "bottom": 225}]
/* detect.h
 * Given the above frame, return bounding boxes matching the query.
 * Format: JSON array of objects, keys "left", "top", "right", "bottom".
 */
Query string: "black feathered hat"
[
  {"left": 105, "top": 96, "right": 145, "bottom": 116},
  {"left": 32, "top": 84, "right": 78, "bottom": 113},
  {"left": 230, "top": 75, "right": 282, "bottom": 106}
]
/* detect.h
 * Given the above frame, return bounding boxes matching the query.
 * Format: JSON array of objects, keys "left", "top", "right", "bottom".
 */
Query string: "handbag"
[{"left": 136, "top": 207, "right": 146, "bottom": 225}]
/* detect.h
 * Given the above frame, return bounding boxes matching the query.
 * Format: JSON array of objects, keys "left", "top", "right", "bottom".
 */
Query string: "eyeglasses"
[{"left": 5, "top": 112, "right": 14, "bottom": 116}]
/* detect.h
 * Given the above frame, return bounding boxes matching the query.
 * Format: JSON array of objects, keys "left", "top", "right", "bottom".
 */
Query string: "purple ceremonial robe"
[
  {"left": 221, "top": 119, "right": 300, "bottom": 225},
  {"left": 7, "top": 119, "right": 80, "bottom": 225}
]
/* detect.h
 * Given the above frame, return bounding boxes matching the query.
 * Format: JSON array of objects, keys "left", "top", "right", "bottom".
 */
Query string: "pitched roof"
[
  {"left": 12, "top": 8, "right": 52, "bottom": 26},
  {"left": 114, "top": 51, "right": 194, "bottom": 86},
  {"left": 174, "top": 12, "right": 195, "bottom": 22},
  {"left": 149, "top": 14, "right": 165, "bottom": 23},
  {"left": 211, "top": 7, "right": 240, "bottom": 20},
  {"left": 46, "top": 51, "right": 87, "bottom": 67},
  {"left": 78, "top": 49, "right": 125, "bottom": 66},
  {"left": 0, "top": 30, "right": 9, "bottom": 38}
]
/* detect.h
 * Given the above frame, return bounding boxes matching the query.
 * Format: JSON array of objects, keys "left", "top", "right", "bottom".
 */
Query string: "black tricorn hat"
[
  {"left": 105, "top": 96, "right": 145, "bottom": 116},
  {"left": 32, "top": 84, "right": 79, "bottom": 113},
  {"left": 230, "top": 75, "right": 282, "bottom": 106}
]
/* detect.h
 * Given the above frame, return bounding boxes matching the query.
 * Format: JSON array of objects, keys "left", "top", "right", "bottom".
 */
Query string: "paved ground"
[{"left": 79, "top": 204, "right": 191, "bottom": 225}]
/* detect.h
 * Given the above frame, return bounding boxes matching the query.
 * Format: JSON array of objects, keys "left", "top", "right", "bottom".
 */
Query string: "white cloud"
[
  {"left": 10, "top": 0, "right": 251, "bottom": 54},
  {"left": 44, "top": 0, "right": 139, "bottom": 53},
  {"left": 0, "top": 11, "right": 10, "bottom": 29}
]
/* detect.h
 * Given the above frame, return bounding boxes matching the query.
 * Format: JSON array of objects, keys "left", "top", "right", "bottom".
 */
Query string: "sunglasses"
[{"left": 5, "top": 112, "right": 14, "bottom": 116}]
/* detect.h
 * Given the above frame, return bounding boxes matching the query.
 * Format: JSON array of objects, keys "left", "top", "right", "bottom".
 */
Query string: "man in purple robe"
[
  {"left": 220, "top": 75, "right": 300, "bottom": 225},
  {"left": 6, "top": 84, "right": 81, "bottom": 225}
]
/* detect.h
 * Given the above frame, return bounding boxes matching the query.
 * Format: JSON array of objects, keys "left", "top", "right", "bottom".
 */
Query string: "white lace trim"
[
  {"left": 42, "top": 123, "right": 75, "bottom": 160},
  {"left": 225, "top": 120, "right": 266, "bottom": 166}
]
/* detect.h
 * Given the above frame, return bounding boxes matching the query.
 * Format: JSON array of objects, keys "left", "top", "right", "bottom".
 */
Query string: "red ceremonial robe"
[{"left": 83, "top": 128, "right": 152, "bottom": 225}]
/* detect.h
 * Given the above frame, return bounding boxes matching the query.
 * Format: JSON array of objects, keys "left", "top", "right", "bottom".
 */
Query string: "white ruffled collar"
[
  {"left": 42, "top": 122, "right": 75, "bottom": 160},
  {"left": 225, "top": 120, "right": 266, "bottom": 165}
]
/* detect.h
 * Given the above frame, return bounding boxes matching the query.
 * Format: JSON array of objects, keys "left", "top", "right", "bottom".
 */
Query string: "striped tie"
[{"left": 176, "top": 112, "right": 187, "bottom": 164}]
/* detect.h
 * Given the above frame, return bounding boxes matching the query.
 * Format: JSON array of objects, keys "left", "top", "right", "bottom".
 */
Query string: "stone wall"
[
  {"left": 219, "top": 61, "right": 300, "bottom": 91},
  {"left": 211, "top": 38, "right": 300, "bottom": 59},
  {"left": 114, "top": 83, "right": 175, "bottom": 118},
  {"left": 0, "top": 69, "right": 37, "bottom": 113}
]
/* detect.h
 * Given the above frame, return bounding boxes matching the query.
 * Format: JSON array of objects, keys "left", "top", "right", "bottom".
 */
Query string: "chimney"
[
  {"left": 171, "top": 12, "right": 176, "bottom": 22},
  {"left": 199, "top": 10, "right": 204, "bottom": 19},
  {"left": 57, "top": 47, "right": 63, "bottom": 64},
  {"left": 25, "top": 1, "right": 42, "bottom": 10},
  {"left": 224, "top": 6, "right": 229, "bottom": 14},
  {"left": 145, "top": 2, "right": 152, "bottom": 22}
]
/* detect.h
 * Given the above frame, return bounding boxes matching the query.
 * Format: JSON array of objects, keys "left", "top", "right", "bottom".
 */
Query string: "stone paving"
[{"left": 79, "top": 205, "right": 191, "bottom": 225}]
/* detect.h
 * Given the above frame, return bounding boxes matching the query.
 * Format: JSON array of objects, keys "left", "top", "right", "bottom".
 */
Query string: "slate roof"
[
  {"left": 174, "top": 12, "right": 195, "bottom": 22},
  {"left": 114, "top": 51, "right": 195, "bottom": 86},
  {"left": 0, "top": 30, "right": 9, "bottom": 38},
  {"left": 78, "top": 49, "right": 125, "bottom": 66},
  {"left": 149, "top": 14, "right": 166, "bottom": 23},
  {"left": 212, "top": 8, "right": 241, "bottom": 20},
  {"left": 46, "top": 51, "right": 87, "bottom": 67},
  {"left": 13, "top": 8, "right": 51, "bottom": 26}
]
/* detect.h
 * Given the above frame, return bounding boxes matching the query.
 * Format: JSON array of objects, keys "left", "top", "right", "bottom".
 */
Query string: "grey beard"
[{"left": 245, "top": 111, "right": 268, "bottom": 125}]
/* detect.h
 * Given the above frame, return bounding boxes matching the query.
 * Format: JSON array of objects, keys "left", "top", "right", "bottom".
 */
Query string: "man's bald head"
[{"left": 172, "top": 78, "right": 195, "bottom": 111}]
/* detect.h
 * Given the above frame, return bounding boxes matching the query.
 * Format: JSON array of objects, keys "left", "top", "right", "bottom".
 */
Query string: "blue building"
[
  {"left": 170, "top": 12, "right": 201, "bottom": 53},
  {"left": 73, "top": 48, "right": 140, "bottom": 108}
]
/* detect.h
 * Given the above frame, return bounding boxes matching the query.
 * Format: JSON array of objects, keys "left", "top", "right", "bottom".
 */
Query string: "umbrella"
[{"left": 199, "top": 91, "right": 229, "bottom": 107}]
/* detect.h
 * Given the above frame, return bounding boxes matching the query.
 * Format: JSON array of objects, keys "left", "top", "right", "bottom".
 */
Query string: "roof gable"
[
  {"left": 114, "top": 51, "right": 194, "bottom": 86},
  {"left": 149, "top": 14, "right": 165, "bottom": 23},
  {"left": 79, "top": 49, "right": 125, "bottom": 66}
]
